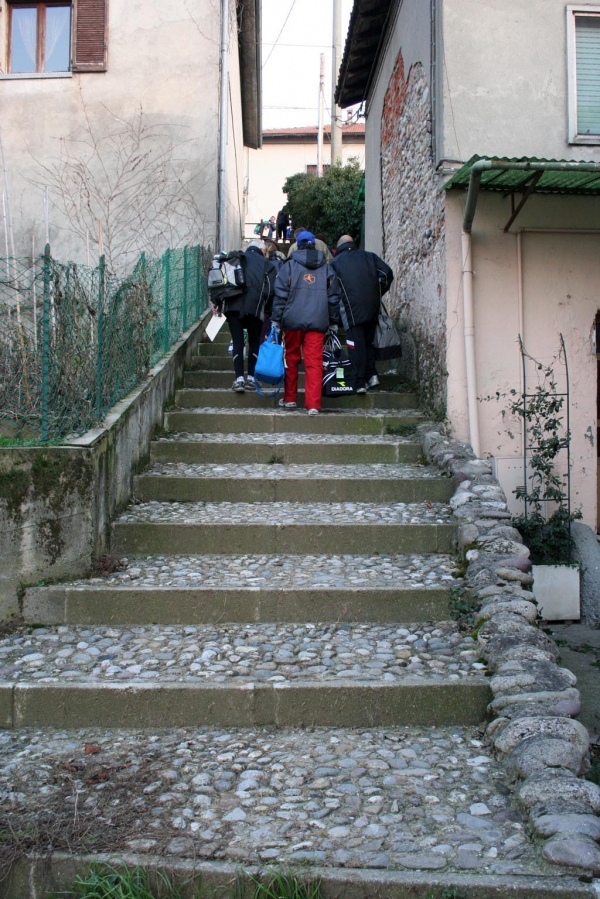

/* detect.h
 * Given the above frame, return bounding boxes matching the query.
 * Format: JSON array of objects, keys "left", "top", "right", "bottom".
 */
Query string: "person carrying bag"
[{"left": 254, "top": 323, "right": 285, "bottom": 397}]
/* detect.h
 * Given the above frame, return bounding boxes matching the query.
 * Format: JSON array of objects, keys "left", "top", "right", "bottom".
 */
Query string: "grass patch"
[
  {"left": 48, "top": 864, "right": 187, "bottom": 898},
  {"left": 267, "top": 455, "right": 284, "bottom": 465},
  {"left": 586, "top": 742, "right": 600, "bottom": 786},
  {"left": 250, "top": 870, "right": 322, "bottom": 899},
  {"left": 448, "top": 585, "right": 479, "bottom": 632}
]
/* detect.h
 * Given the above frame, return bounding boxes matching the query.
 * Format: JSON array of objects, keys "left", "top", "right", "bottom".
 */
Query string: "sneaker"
[
  {"left": 355, "top": 387, "right": 367, "bottom": 395},
  {"left": 307, "top": 408, "right": 319, "bottom": 415},
  {"left": 245, "top": 376, "right": 256, "bottom": 390},
  {"left": 367, "top": 374, "right": 380, "bottom": 389},
  {"left": 232, "top": 377, "right": 245, "bottom": 393},
  {"left": 278, "top": 399, "right": 297, "bottom": 408}
]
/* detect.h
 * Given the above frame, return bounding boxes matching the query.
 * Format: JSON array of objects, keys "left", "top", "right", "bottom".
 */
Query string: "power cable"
[{"left": 262, "top": 0, "right": 299, "bottom": 68}]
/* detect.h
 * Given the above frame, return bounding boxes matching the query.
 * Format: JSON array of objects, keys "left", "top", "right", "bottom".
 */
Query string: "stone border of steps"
[
  {"left": 418, "top": 424, "right": 600, "bottom": 873},
  {"left": 3, "top": 851, "right": 596, "bottom": 899}
]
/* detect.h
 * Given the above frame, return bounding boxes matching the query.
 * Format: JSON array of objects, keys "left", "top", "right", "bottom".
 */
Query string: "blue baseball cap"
[{"left": 296, "top": 230, "right": 316, "bottom": 246}]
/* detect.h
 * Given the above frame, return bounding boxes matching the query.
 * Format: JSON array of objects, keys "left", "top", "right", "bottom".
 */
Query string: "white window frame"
[{"left": 567, "top": 4, "right": 600, "bottom": 144}]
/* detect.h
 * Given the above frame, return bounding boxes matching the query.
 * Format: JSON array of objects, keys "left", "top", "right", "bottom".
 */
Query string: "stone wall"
[
  {"left": 0, "top": 319, "right": 206, "bottom": 618},
  {"left": 380, "top": 54, "right": 447, "bottom": 418}
]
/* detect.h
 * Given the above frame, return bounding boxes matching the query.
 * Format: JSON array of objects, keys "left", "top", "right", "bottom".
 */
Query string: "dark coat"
[
  {"left": 221, "top": 247, "right": 277, "bottom": 320},
  {"left": 271, "top": 248, "right": 341, "bottom": 333},
  {"left": 330, "top": 241, "right": 394, "bottom": 328}
]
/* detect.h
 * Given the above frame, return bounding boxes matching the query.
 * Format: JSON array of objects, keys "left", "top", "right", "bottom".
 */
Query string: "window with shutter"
[
  {"left": 72, "top": 0, "right": 107, "bottom": 72},
  {"left": 568, "top": 6, "right": 600, "bottom": 143}
]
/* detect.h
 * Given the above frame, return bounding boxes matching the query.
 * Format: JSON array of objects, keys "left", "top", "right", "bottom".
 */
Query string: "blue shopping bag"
[{"left": 254, "top": 325, "right": 284, "bottom": 397}]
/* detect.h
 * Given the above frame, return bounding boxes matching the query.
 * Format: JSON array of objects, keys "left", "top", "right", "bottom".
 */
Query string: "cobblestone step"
[
  {"left": 175, "top": 389, "right": 417, "bottom": 411},
  {"left": 184, "top": 371, "right": 408, "bottom": 391},
  {"left": 165, "top": 408, "right": 426, "bottom": 435},
  {"left": 133, "top": 463, "right": 453, "bottom": 504},
  {"left": 111, "top": 501, "right": 456, "bottom": 556},
  {"left": 0, "top": 725, "right": 566, "bottom": 880},
  {"left": 151, "top": 433, "right": 424, "bottom": 464},
  {"left": 23, "top": 553, "right": 456, "bottom": 625}
]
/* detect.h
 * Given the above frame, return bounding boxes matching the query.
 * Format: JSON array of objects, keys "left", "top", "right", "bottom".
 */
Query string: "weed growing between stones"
[
  {"left": 587, "top": 743, "right": 600, "bottom": 786},
  {"left": 267, "top": 455, "right": 284, "bottom": 465},
  {"left": 48, "top": 863, "right": 186, "bottom": 898},
  {"left": 250, "top": 869, "right": 322, "bottom": 899},
  {"left": 385, "top": 424, "right": 417, "bottom": 437},
  {"left": 448, "top": 585, "right": 479, "bottom": 632}
]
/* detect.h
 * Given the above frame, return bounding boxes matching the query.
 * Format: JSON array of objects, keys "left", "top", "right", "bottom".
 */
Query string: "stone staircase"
[{"left": 3, "top": 323, "right": 579, "bottom": 891}]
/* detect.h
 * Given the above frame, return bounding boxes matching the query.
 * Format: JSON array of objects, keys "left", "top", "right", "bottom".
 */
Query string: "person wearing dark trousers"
[
  {"left": 210, "top": 240, "right": 277, "bottom": 392},
  {"left": 330, "top": 234, "right": 394, "bottom": 394},
  {"left": 276, "top": 209, "right": 289, "bottom": 241}
]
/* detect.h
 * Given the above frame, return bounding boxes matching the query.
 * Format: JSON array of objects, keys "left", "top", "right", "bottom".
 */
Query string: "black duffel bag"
[
  {"left": 322, "top": 330, "right": 356, "bottom": 397},
  {"left": 373, "top": 301, "right": 402, "bottom": 361}
]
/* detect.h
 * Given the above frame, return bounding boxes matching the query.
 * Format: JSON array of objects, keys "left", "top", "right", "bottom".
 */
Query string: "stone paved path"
[{"left": 12, "top": 327, "right": 571, "bottom": 885}]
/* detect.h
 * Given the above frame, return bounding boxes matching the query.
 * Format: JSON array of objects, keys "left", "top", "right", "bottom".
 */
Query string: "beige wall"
[
  {"left": 244, "top": 140, "right": 365, "bottom": 240},
  {"left": 441, "top": 0, "right": 600, "bottom": 163},
  {"left": 0, "top": 0, "right": 247, "bottom": 267},
  {"left": 445, "top": 190, "right": 600, "bottom": 527}
]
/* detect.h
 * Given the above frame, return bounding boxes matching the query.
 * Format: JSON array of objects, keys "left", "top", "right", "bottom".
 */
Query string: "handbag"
[
  {"left": 322, "top": 330, "right": 356, "bottom": 397},
  {"left": 254, "top": 324, "right": 285, "bottom": 397},
  {"left": 373, "top": 301, "right": 402, "bottom": 361}
]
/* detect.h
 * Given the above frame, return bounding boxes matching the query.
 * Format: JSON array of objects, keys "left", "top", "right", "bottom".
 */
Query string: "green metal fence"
[{"left": 0, "top": 245, "right": 209, "bottom": 445}]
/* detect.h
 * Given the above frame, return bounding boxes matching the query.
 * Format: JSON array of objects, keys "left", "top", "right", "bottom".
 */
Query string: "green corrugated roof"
[{"left": 444, "top": 155, "right": 600, "bottom": 196}]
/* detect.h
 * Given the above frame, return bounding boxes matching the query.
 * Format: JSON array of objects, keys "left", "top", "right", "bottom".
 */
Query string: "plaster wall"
[
  {"left": 445, "top": 190, "right": 600, "bottom": 528},
  {"left": 0, "top": 0, "right": 223, "bottom": 265},
  {"left": 244, "top": 140, "right": 365, "bottom": 239},
  {"left": 441, "top": 0, "right": 600, "bottom": 163},
  {"left": 363, "top": 0, "right": 431, "bottom": 256},
  {"left": 222, "top": 12, "right": 246, "bottom": 252}
]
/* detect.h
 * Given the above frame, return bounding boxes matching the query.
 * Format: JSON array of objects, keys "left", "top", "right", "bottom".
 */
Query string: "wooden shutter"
[
  {"left": 72, "top": 0, "right": 108, "bottom": 72},
  {"left": 576, "top": 15, "right": 600, "bottom": 136}
]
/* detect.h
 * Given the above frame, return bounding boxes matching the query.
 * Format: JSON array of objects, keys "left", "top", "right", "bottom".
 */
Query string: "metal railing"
[{"left": 0, "top": 244, "right": 210, "bottom": 445}]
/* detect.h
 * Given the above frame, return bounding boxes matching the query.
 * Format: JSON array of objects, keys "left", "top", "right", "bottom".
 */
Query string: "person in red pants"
[{"left": 270, "top": 231, "right": 341, "bottom": 414}]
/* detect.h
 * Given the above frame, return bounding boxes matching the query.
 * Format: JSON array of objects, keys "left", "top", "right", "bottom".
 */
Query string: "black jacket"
[
  {"left": 271, "top": 248, "right": 341, "bottom": 333},
  {"left": 330, "top": 241, "right": 394, "bottom": 328},
  {"left": 221, "top": 247, "right": 277, "bottom": 320}
]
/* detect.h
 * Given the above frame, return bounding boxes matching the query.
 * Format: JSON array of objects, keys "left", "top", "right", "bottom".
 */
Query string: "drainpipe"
[
  {"left": 460, "top": 157, "right": 600, "bottom": 457},
  {"left": 217, "top": 0, "right": 230, "bottom": 252}
]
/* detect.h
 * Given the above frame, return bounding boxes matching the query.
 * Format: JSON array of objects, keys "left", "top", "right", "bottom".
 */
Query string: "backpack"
[{"left": 207, "top": 251, "right": 247, "bottom": 306}]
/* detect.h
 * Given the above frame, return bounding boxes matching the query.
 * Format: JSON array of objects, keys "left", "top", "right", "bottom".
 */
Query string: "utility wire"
[{"left": 262, "top": 0, "right": 298, "bottom": 68}]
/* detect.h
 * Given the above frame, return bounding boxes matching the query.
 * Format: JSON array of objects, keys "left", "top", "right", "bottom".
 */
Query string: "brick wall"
[{"left": 381, "top": 52, "right": 447, "bottom": 418}]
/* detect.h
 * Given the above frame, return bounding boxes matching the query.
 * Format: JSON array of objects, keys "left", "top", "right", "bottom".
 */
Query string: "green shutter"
[{"left": 576, "top": 15, "right": 600, "bottom": 135}]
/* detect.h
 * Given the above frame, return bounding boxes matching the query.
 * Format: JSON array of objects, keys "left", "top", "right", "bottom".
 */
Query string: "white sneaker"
[
  {"left": 278, "top": 399, "right": 297, "bottom": 408},
  {"left": 367, "top": 374, "right": 380, "bottom": 389},
  {"left": 232, "top": 377, "right": 245, "bottom": 393},
  {"left": 355, "top": 387, "right": 367, "bottom": 395},
  {"left": 245, "top": 376, "right": 256, "bottom": 390},
  {"left": 307, "top": 408, "right": 319, "bottom": 415}
]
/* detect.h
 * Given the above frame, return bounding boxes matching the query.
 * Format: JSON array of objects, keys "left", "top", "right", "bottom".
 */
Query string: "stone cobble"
[
  {"left": 0, "top": 725, "right": 558, "bottom": 874},
  {"left": 116, "top": 501, "right": 453, "bottom": 525},
  {"left": 142, "top": 463, "right": 442, "bottom": 480},
  {"left": 72, "top": 552, "right": 458, "bottom": 590},
  {"left": 0, "top": 621, "right": 484, "bottom": 683},
  {"left": 168, "top": 407, "right": 423, "bottom": 418},
  {"left": 156, "top": 432, "right": 415, "bottom": 445}
]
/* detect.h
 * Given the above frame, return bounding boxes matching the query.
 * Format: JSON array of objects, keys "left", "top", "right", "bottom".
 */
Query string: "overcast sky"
[{"left": 261, "top": 0, "right": 355, "bottom": 130}]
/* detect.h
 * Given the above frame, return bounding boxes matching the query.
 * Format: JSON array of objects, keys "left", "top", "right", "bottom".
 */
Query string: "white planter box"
[{"left": 532, "top": 564, "right": 580, "bottom": 621}]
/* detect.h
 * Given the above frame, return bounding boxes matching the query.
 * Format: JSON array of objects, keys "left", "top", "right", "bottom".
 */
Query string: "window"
[
  {"left": 5, "top": 0, "right": 108, "bottom": 76},
  {"left": 9, "top": 3, "right": 71, "bottom": 73},
  {"left": 568, "top": 6, "right": 600, "bottom": 143},
  {"left": 306, "top": 164, "right": 331, "bottom": 175}
]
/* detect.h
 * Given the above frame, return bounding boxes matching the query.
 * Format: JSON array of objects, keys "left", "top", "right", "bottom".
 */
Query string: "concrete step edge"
[
  {"left": 0, "top": 679, "right": 491, "bottom": 728},
  {"left": 5, "top": 853, "right": 593, "bottom": 899}
]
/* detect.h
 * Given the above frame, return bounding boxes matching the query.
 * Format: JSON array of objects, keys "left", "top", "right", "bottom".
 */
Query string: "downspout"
[
  {"left": 460, "top": 158, "right": 600, "bottom": 457},
  {"left": 217, "top": 0, "right": 230, "bottom": 252}
]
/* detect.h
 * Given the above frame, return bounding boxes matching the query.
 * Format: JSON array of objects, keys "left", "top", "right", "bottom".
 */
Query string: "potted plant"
[{"left": 508, "top": 338, "right": 581, "bottom": 620}]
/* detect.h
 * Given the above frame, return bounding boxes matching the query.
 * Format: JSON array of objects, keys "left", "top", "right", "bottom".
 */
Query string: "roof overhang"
[
  {"left": 335, "top": 0, "right": 395, "bottom": 108},
  {"left": 238, "top": 0, "right": 262, "bottom": 149},
  {"left": 262, "top": 130, "right": 365, "bottom": 145},
  {"left": 444, "top": 155, "right": 600, "bottom": 232}
]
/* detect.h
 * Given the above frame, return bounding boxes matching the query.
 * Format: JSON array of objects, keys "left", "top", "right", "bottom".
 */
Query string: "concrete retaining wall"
[{"left": 0, "top": 319, "right": 206, "bottom": 618}]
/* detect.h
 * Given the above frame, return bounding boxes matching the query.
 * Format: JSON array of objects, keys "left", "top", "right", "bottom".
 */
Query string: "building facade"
[
  {"left": 0, "top": 0, "right": 261, "bottom": 269},
  {"left": 337, "top": 0, "right": 600, "bottom": 529}
]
